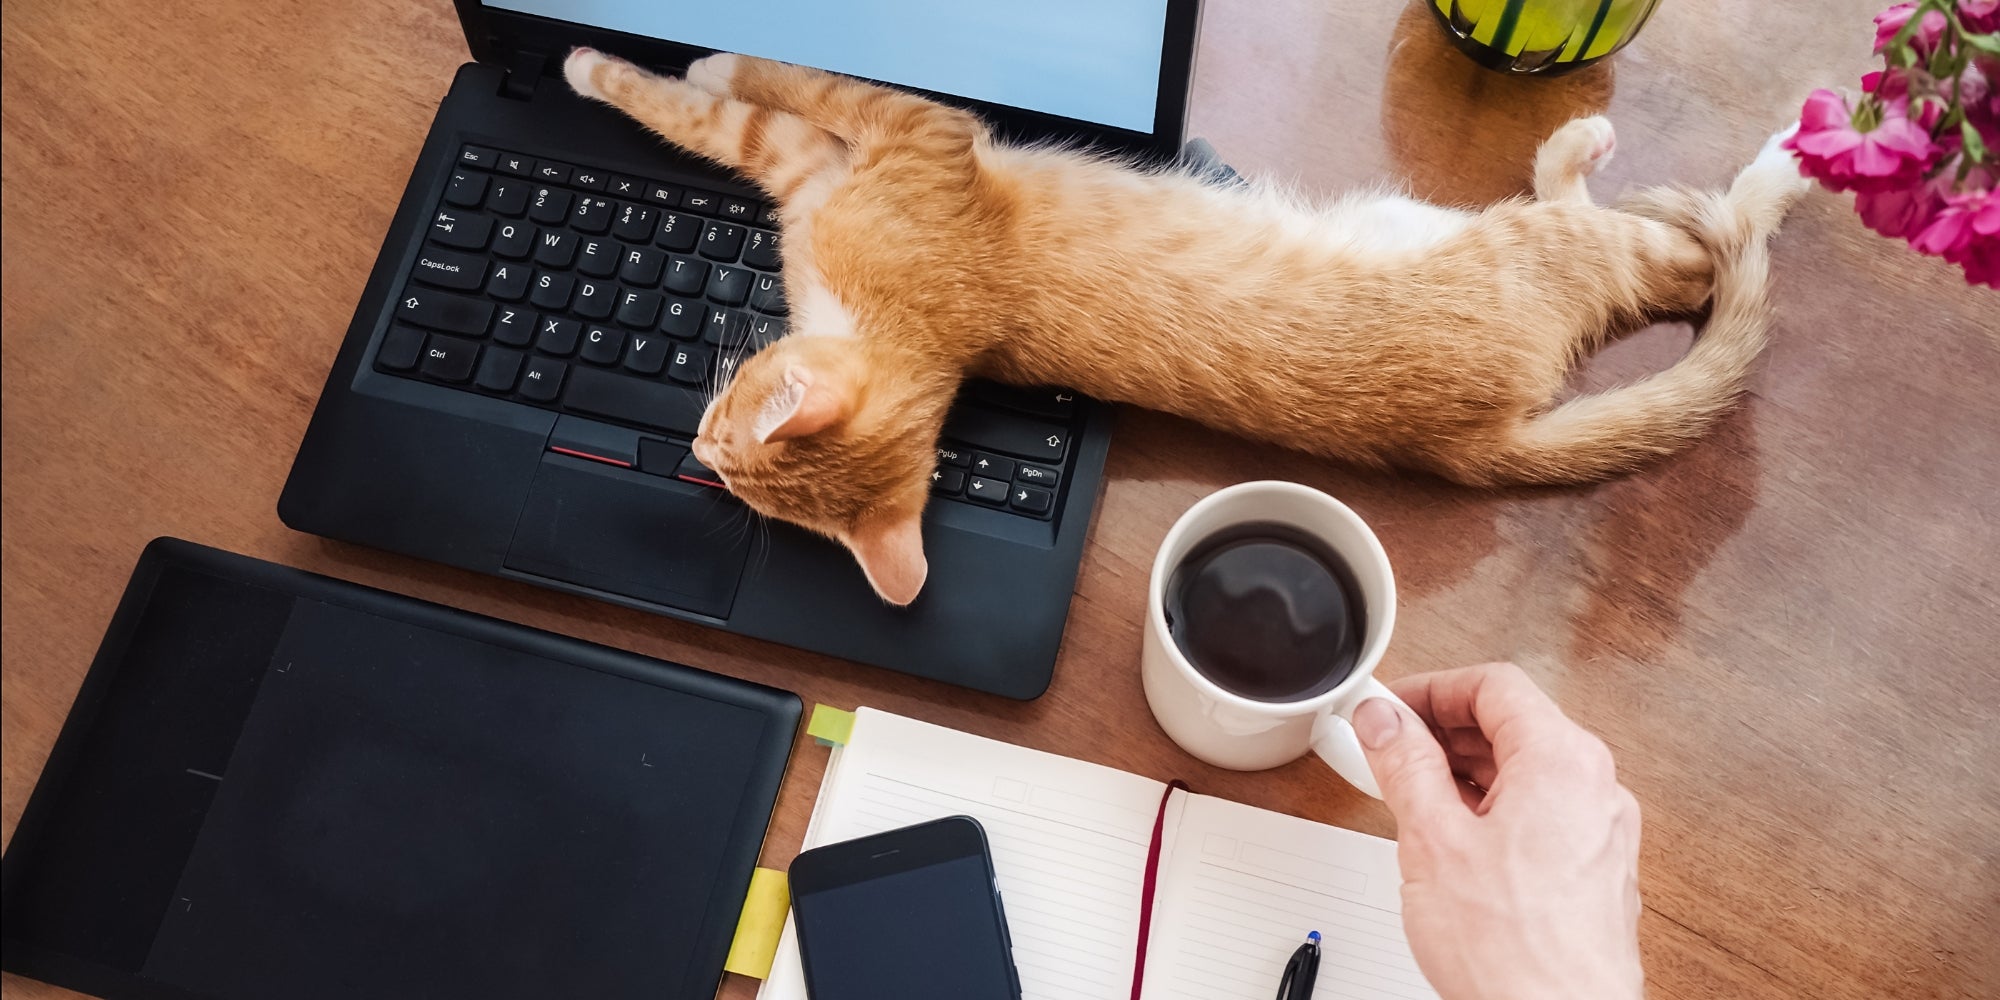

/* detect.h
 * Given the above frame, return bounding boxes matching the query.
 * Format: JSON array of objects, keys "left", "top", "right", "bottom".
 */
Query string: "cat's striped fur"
[{"left": 566, "top": 49, "right": 1807, "bottom": 605}]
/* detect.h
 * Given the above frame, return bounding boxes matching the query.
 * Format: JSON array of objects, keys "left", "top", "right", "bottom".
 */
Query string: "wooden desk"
[{"left": 3, "top": 1, "right": 1994, "bottom": 997}]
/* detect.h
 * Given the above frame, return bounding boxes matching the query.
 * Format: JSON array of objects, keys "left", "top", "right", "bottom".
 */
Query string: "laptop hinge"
[{"left": 500, "top": 48, "right": 548, "bottom": 101}]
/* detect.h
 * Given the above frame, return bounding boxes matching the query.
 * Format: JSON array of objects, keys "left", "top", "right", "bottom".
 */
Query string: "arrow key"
[
  {"left": 931, "top": 468, "right": 966, "bottom": 496},
  {"left": 970, "top": 452, "right": 1015, "bottom": 481},
  {"left": 965, "top": 475, "right": 1008, "bottom": 505},
  {"left": 1010, "top": 484, "right": 1053, "bottom": 516}
]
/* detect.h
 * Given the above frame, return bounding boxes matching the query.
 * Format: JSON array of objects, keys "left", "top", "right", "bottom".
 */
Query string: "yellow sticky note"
[
  {"left": 807, "top": 704, "right": 856, "bottom": 747},
  {"left": 724, "top": 867, "right": 790, "bottom": 979}
]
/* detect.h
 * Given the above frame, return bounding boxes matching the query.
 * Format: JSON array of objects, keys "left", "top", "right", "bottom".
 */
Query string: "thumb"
[{"left": 1353, "top": 697, "right": 1465, "bottom": 827}]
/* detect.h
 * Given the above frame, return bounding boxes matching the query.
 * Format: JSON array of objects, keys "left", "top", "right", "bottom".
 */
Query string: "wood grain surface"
[{"left": 4, "top": 1, "right": 1995, "bottom": 998}]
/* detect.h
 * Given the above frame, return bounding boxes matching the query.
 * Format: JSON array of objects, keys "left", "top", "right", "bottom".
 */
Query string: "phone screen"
[{"left": 792, "top": 830, "right": 1017, "bottom": 1000}]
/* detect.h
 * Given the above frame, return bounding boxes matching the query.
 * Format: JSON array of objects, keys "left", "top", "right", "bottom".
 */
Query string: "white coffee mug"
[{"left": 1141, "top": 481, "right": 1405, "bottom": 798}]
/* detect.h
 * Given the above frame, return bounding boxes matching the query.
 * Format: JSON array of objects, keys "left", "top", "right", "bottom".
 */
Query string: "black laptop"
[
  {"left": 1, "top": 539, "right": 800, "bottom": 999},
  {"left": 279, "top": 1, "right": 1203, "bottom": 700}
]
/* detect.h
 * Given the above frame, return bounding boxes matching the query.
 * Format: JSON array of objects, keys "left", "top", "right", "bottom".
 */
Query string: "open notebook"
[{"left": 759, "top": 709, "right": 1438, "bottom": 1000}]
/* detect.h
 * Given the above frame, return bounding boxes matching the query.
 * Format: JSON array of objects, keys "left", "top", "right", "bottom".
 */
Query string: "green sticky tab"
[
  {"left": 724, "top": 867, "right": 790, "bottom": 979},
  {"left": 807, "top": 704, "right": 856, "bottom": 747}
]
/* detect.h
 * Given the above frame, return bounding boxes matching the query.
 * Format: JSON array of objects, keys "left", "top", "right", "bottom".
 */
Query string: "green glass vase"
[{"left": 1428, "top": 0, "right": 1662, "bottom": 75}]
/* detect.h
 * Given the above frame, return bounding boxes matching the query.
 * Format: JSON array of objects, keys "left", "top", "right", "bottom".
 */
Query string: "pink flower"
[
  {"left": 1876, "top": 2, "right": 1949, "bottom": 54},
  {"left": 1940, "top": 153, "right": 1998, "bottom": 196},
  {"left": 1910, "top": 189, "right": 2000, "bottom": 285},
  {"left": 1960, "top": 0, "right": 2000, "bottom": 33},
  {"left": 1856, "top": 184, "right": 1944, "bottom": 237},
  {"left": 1863, "top": 68, "right": 1944, "bottom": 130},
  {"left": 1963, "top": 60, "right": 2000, "bottom": 131},
  {"left": 1861, "top": 69, "right": 1908, "bottom": 100},
  {"left": 1961, "top": 240, "right": 2000, "bottom": 286},
  {"left": 1786, "top": 89, "right": 1941, "bottom": 193}
]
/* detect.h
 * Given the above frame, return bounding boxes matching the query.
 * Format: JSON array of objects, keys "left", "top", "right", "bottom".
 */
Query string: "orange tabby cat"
[{"left": 564, "top": 48, "right": 1808, "bottom": 605}]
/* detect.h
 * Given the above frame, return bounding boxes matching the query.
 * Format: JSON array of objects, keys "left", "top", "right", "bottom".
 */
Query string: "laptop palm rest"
[{"left": 504, "top": 454, "right": 751, "bottom": 619}]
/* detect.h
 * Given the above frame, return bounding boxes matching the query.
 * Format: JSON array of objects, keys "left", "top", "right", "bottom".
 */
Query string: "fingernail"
[{"left": 1354, "top": 698, "right": 1401, "bottom": 750}]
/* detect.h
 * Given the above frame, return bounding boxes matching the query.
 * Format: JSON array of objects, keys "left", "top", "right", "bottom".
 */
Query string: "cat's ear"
[
  {"left": 843, "top": 513, "right": 928, "bottom": 606},
  {"left": 754, "top": 364, "right": 854, "bottom": 443}
]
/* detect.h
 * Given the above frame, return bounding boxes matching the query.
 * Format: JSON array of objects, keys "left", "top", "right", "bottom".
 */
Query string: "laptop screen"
[{"left": 484, "top": 0, "right": 1172, "bottom": 133}]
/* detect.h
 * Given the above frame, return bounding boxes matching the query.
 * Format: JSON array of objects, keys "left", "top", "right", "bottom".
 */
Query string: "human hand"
[{"left": 1352, "top": 662, "right": 1644, "bottom": 1000}]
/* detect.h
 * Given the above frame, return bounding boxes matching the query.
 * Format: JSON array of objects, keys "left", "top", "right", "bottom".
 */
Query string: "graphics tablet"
[{"left": 1, "top": 538, "right": 800, "bottom": 1000}]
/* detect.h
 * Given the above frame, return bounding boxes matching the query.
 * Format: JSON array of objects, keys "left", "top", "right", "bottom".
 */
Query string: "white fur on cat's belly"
[
  {"left": 1317, "top": 192, "right": 1475, "bottom": 254},
  {"left": 563, "top": 48, "right": 610, "bottom": 101},
  {"left": 793, "top": 279, "right": 859, "bottom": 339}
]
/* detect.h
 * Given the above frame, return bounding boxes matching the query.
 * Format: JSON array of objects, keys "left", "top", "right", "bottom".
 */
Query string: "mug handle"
[{"left": 1309, "top": 678, "right": 1409, "bottom": 799}]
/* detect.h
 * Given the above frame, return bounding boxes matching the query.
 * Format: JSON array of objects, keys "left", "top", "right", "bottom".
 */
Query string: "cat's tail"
[{"left": 1464, "top": 128, "right": 1810, "bottom": 486}]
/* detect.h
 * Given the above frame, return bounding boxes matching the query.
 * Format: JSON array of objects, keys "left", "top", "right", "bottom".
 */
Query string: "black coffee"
[{"left": 1164, "top": 521, "right": 1366, "bottom": 703}]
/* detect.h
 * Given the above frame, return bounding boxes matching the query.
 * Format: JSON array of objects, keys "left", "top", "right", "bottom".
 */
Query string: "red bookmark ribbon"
[{"left": 1131, "top": 778, "right": 1190, "bottom": 1000}]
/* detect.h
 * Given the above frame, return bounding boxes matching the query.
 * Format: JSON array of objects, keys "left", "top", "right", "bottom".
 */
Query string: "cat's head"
[{"left": 693, "top": 335, "right": 950, "bottom": 605}]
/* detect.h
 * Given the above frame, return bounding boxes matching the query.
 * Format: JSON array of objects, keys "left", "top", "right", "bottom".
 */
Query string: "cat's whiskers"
[{"left": 745, "top": 510, "right": 775, "bottom": 584}]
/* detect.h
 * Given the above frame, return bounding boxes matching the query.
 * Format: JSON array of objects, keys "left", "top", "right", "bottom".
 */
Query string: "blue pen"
[{"left": 1276, "top": 930, "right": 1321, "bottom": 1000}]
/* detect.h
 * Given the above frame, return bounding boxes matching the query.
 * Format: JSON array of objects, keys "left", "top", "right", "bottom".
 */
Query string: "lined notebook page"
[
  {"left": 759, "top": 709, "right": 1167, "bottom": 1000},
  {"left": 1141, "top": 794, "right": 1439, "bottom": 1000}
]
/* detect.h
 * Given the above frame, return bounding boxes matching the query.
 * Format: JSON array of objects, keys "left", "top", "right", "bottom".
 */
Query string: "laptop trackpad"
[{"left": 504, "top": 456, "right": 751, "bottom": 619}]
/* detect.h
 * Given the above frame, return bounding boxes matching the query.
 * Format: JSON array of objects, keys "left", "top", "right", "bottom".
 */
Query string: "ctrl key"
[
  {"left": 418, "top": 334, "right": 480, "bottom": 383},
  {"left": 518, "top": 356, "right": 566, "bottom": 402}
]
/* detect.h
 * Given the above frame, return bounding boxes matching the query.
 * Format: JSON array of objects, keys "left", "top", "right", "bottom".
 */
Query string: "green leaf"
[
  {"left": 1962, "top": 31, "right": 2000, "bottom": 55},
  {"left": 1965, "top": 118, "right": 1991, "bottom": 164}
]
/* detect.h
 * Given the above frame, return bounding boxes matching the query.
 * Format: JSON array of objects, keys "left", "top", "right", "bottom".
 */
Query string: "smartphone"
[{"left": 789, "top": 816, "right": 1021, "bottom": 1000}]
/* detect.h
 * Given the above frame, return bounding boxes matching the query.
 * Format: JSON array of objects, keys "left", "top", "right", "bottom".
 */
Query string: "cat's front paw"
[
  {"left": 685, "top": 53, "right": 740, "bottom": 96},
  {"left": 564, "top": 46, "right": 614, "bottom": 101}
]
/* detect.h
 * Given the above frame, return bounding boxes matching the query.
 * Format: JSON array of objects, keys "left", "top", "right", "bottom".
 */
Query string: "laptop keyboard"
[{"left": 375, "top": 144, "right": 1081, "bottom": 520}]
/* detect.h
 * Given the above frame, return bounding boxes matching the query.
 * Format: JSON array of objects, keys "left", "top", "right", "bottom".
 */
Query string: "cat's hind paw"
[
  {"left": 1533, "top": 115, "right": 1616, "bottom": 202},
  {"left": 1551, "top": 115, "right": 1617, "bottom": 175},
  {"left": 1739, "top": 122, "right": 1812, "bottom": 207}
]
